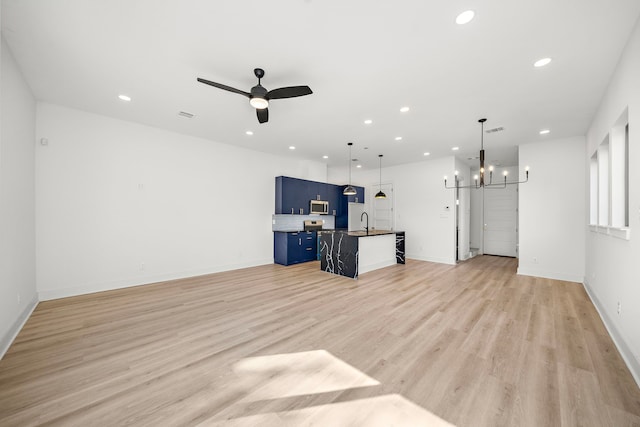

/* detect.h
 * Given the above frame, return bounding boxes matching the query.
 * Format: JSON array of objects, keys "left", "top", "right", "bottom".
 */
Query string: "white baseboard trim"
[
  {"left": 38, "top": 258, "right": 273, "bottom": 301},
  {"left": 583, "top": 279, "right": 640, "bottom": 389},
  {"left": 1, "top": 296, "right": 39, "bottom": 360},
  {"left": 516, "top": 267, "right": 583, "bottom": 283},
  {"left": 406, "top": 254, "right": 456, "bottom": 265}
]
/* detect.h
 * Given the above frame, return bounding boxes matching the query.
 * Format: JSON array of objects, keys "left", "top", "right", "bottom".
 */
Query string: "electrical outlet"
[
  {"left": 533, "top": 257, "right": 538, "bottom": 264},
  {"left": 617, "top": 302, "right": 621, "bottom": 315},
  {"left": 141, "top": 262, "right": 145, "bottom": 271},
  {"left": 17, "top": 293, "right": 21, "bottom": 304}
]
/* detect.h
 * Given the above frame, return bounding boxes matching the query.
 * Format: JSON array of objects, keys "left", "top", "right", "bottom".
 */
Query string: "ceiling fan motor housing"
[{"left": 251, "top": 84, "right": 267, "bottom": 97}]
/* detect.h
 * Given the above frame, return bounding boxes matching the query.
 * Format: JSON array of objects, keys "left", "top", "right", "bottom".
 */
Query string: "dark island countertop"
[{"left": 318, "top": 229, "right": 403, "bottom": 237}]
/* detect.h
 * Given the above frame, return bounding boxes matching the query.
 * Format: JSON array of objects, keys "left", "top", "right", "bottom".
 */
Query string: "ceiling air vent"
[
  {"left": 178, "top": 111, "right": 195, "bottom": 119},
  {"left": 485, "top": 126, "right": 504, "bottom": 133}
]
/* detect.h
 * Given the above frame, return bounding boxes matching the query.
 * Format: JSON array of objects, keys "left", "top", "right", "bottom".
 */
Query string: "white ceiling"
[{"left": 2, "top": 0, "right": 639, "bottom": 170}]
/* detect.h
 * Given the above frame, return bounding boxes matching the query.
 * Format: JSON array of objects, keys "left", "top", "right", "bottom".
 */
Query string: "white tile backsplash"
[{"left": 272, "top": 214, "right": 335, "bottom": 231}]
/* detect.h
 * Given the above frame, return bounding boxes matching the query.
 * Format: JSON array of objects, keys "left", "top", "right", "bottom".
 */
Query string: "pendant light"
[
  {"left": 343, "top": 142, "right": 357, "bottom": 195},
  {"left": 375, "top": 154, "right": 386, "bottom": 199},
  {"left": 444, "top": 118, "right": 529, "bottom": 189}
]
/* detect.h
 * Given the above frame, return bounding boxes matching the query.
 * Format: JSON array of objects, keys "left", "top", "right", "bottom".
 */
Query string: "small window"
[
  {"left": 590, "top": 153, "right": 598, "bottom": 225},
  {"left": 624, "top": 123, "right": 629, "bottom": 227},
  {"left": 597, "top": 136, "right": 609, "bottom": 227},
  {"left": 610, "top": 110, "right": 628, "bottom": 228},
  {"left": 589, "top": 108, "right": 629, "bottom": 232}
]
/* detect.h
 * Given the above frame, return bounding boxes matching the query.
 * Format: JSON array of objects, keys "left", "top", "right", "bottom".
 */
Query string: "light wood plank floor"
[{"left": 1, "top": 256, "right": 639, "bottom": 426}]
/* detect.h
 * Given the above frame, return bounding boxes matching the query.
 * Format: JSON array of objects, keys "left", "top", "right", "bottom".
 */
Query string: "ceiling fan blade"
[
  {"left": 197, "top": 77, "right": 250, "bottom": 98},
  {"left": 266, "top": 86, "right": 312, "bottom": 100},
  {"left": 257, "top": 108, "right": 269, "bottom": 124}
]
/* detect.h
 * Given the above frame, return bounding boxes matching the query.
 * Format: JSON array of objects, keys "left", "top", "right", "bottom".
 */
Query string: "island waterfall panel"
[
  {"left": 396, "top": 232, "right": 405, "bottom": 264},
  {"left": 319, "top": 230, "right": 405, "bottom": 279},
  {"left": 319, "top": 232, "right": 359, "bottom": 278}
]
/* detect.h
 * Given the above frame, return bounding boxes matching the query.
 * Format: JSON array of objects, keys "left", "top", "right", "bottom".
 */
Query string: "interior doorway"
[
  {"left": 483, "top": 183, "right": 518, "bottom": 257},
  {"left": 469, "top": 165, "right": 520, "bottom": 259},
  {"left": 371, "top": 183, "right": 394, "bottom": 231}
]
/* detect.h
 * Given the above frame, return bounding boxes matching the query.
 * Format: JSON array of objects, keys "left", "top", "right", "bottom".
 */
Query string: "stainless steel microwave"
[{"left": 310, "top": 200, "right": 329, "bottom": 215}]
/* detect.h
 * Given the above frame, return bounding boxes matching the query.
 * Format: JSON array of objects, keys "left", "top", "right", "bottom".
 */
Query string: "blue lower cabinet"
[
  {"left": 274, "top": 231, "right": 317, "bottom": 266},
  {"left": 300, "top": 232, "right": 317, "bottom": 262}
]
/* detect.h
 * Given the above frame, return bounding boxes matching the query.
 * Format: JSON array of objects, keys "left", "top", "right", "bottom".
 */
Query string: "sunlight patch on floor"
[
  {"left": 232, "top": 349, "right": 380, "bottom": 401},
  {"left": 218, "top": 350, "right": 456, "bottom": 426},
  {"left": 207, "top": 394, "right": 455, "bottom": 426}
]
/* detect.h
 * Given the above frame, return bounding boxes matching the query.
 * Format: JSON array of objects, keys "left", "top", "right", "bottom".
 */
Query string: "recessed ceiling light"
[
  {"left": 400, "top": 106, "right": 410, "bottom": 113},
  {"left": 289, "top": 146, "right": 295, "bottom": 150},
  {"left": 534, "top": 57, "right": 552, "bottom": 68},
  {"left": 322, "top": 155, "right": 328, "bottom": 159},
  {"left": 539, "top": 129, "right": 550, "bottom": 135},
  {"left": 118, "top": 94, "right": 131, "bottom": 102},
  {"left": 452, "top": 147, "right": 459, "bottom": 151},
  {"left": 456, "top": 10, "right": 475, "bottom": 25},
  {"left": 395, "top": 137, "right": 402, "bottom": 141},
  {"left": 245, "top": 130, "right": 253, "bottom": 135},
  {"left": 356, "top": 165, "right": 362, "bottom": 168},
  {"left": 364, "top": 119, "right": 373, "bottom": 125},
  {"left": 423, "top": 152, "right": 430, "bottom": 156}
]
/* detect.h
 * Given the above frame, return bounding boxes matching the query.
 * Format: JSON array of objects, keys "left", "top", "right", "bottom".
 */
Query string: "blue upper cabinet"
[
  {"left": 276, "top": 176, "right": 302, "bottom": 214},
  {"left": 275, "top": 176, "right": 325, "bottom": 215},
  {"left": 275, "top": 176, "right": 363, "bottom": 216},
  {"left": 327, "top": 184, "right": 342, "bottom": 216}
]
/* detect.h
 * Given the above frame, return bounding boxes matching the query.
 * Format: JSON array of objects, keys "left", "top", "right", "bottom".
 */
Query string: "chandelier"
[{"left": 444, "top": 118, "right": 529, "bottom": 189}]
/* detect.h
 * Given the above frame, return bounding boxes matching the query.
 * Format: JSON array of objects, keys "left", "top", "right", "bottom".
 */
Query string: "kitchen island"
[{"left": 319, "top": 230, "right": 405, "bottom": 279}]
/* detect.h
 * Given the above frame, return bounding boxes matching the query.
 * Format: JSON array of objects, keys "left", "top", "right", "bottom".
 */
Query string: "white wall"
[
  {"left": 469, "top": 171, "right": 483, "bottom": 251},
  {"left": 518, "top": 137, "right": 586, "bottom": 282},
  {"left": 35, "top": 103, "right": 327, "bottom": 300},
  {"left": 329, "top": 156, "right": 457, "bottom": 264},
  {"left": 454, "top": 158, "right": 471, "bottom": 261},
  {"left": 585, "top": 18, "right": 640, "bottom": 385},
  {"left": 0, "top": 37, "right": 38, "bottom": 357}
]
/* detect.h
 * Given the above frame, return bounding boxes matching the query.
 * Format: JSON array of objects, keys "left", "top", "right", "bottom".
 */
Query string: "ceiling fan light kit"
[
  {"left": 197, "top": 68, "right": 312, "bottom": 123},
  {"left": 444, "top": 118, "right": 529, "bottom": 189},
  {"left": 249, "top": 97, "right": 268, "bottom": 109}
]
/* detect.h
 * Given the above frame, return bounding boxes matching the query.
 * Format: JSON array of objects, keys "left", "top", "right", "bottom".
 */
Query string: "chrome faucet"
[{"left": 361, "top": 211, "right": 369, "bottom": 235}]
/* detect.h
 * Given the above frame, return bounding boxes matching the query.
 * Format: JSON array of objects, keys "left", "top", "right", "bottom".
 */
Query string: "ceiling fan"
[{"left": 197, "top": 68, "right": 312, "bottom": 124}]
